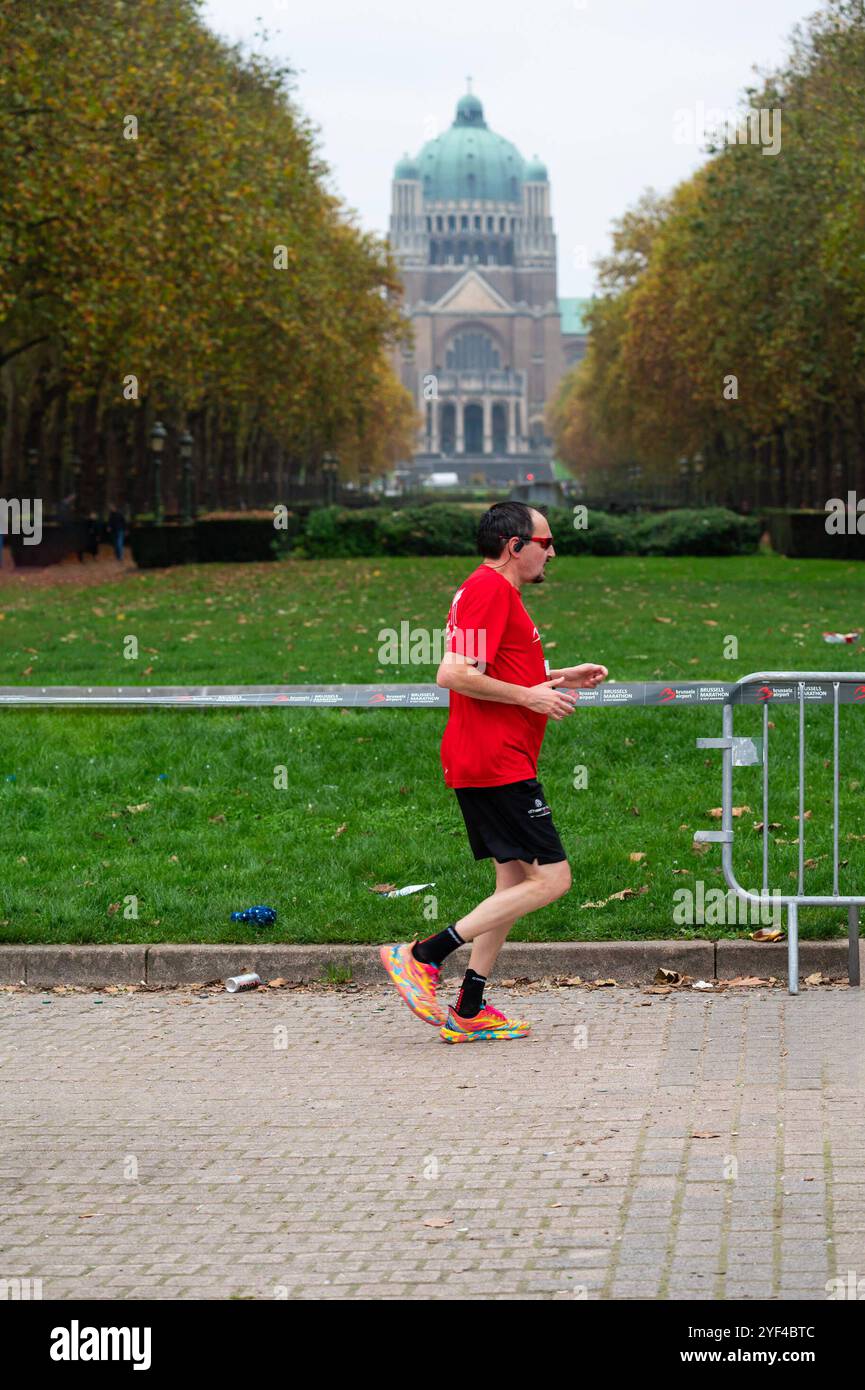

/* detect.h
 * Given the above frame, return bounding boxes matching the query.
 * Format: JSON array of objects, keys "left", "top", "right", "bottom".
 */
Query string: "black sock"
[
  {"left": 455, "top": 969, "right": 486, "bottom": 1018},
  {"left": 412, "top": 924, "right": 465, "bottom": 967}
]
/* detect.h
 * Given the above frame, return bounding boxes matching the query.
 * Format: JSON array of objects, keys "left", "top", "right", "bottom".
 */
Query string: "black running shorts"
[{"left": 454, "top": 778, "right": 568, "bottom": 865}]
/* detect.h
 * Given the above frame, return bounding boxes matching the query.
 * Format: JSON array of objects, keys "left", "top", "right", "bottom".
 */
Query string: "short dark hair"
[{"left": 477, "top": 501, "right": 535, "bottom": 558}]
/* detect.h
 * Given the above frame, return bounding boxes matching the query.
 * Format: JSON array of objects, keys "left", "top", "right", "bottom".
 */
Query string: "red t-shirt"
[{"left": 440, "top": 564, "right": 548, "bottom": 788}]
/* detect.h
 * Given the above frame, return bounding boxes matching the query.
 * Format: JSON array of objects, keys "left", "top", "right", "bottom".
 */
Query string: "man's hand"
[
  {"left": 553, "top": 663, "right": 609, "bottom": 690},
  {"left": 523, "top": 676, "right": 579, "bottom": 720}
]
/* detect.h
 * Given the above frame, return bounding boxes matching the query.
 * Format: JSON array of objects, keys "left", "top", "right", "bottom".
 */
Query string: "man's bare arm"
[
  {"left": 436, "top": 653, "right": 577, "bottom": 720},
  {"left": 436, "top": 651, "right": 529, "bottom": 705}
]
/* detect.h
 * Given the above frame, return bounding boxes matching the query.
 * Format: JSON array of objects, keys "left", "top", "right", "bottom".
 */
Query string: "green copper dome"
[
  {"left": 394, "top": 151, "right": 420, "bottom": 179},
  {"left": 524, "top": 154, "right": 548, "bottom": 182},
  {"left": 415, "top": 93, "right": 526, "bottom": 204}
]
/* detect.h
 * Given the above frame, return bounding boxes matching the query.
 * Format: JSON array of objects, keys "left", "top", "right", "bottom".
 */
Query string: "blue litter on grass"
[{"left": 230, "top": 905, "right": 277, "bottom": 926}]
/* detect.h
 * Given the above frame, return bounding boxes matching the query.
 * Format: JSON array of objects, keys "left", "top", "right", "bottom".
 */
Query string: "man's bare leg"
[
  {"left": 455, "top": 858, "right": 572, "bottom": 954},
  {"left": 467, "top": 858, "right": 527, "bottom": 978}
]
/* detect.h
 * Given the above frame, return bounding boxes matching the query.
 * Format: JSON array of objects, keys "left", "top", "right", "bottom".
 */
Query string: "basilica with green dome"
[{"left": 388, "top": 89, "right": 589, "bottom": 482}]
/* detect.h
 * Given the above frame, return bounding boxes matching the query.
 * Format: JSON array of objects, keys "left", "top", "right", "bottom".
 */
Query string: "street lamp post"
[
  {"left": 180, "top": 430, "right": 194, "bottom": 525},
  {"left": 150, "top": 420, "right": 166, "bottom": 525}
]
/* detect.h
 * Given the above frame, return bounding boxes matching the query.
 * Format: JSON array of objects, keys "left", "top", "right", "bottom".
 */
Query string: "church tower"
[{"left": 388, "top": 88, "right": 588, "bottom": 482}]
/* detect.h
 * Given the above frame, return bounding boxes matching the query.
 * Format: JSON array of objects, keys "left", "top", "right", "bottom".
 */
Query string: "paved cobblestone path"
[{"left": 1, "top": 983, "right": 862, "bottom": 1300}]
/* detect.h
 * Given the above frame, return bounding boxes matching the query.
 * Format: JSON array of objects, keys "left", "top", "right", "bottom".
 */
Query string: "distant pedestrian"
[{"left": 107, "top": 504, "right": 127, "bottom": 561}]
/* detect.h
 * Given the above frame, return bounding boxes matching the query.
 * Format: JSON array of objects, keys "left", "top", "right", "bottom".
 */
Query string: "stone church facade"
[{"left": 388, "top": 90, "right": 589, "bottom": 485}]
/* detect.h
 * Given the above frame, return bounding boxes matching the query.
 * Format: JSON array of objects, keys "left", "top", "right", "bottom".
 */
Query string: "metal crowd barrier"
[
  {"left": 694, "top": 672, "right": 865, "bottom": 994},
  {"left": 2, "top": 673, "right": 863, "bottom": 992}
]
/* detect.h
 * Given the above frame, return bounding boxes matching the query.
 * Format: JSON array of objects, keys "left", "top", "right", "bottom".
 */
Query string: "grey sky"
[{"left": 201, "top": 0, "right": 822, "bottom": 298}]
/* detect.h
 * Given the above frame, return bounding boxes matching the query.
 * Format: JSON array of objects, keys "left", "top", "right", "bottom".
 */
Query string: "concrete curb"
[{"left": 0, "top": 940, "right": 860, "bottom": 987}]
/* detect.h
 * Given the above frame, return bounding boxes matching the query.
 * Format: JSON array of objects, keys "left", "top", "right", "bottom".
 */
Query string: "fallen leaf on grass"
[
  {"left": 209, "top": 813, "right": 227, "bottom": 823},
  {"left": 750, "top": 928, "right": 784, "bottom": 942},
  {"left": 581, "top": 884, "right": 649, "bottom": 909},
  {"left": 333, "top": 823, "right": 348, "bottom": 838},
  {"left": 126, "top": 803, "right": 150, "bottom": 814},
  {"left": 654, "top": 615, "right": 673, "bottom": 624},
  {"left": 753, "top": 821, "right": 782, "bottom": 831},
  {"left": 629, "top": 851, "right": 646, "bottom": 862},
  {"left": 369, "top": 883, "right": 397, "bottom": 894},
  {"left": 708, "top": 805, "right": 751, "bottom": 819}
]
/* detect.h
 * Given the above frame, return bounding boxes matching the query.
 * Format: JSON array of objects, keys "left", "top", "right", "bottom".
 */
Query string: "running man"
[{"left": 380, "top": 500, "right": 608, "bottom": 1043}]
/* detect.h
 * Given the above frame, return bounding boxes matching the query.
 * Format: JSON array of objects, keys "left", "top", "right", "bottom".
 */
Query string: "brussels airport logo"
[
  {"left": 377, "top": 621, "right": 487, "bottom": 672},
  {"left": 673, "top": 102, "right": 781, "bottom": 156},
  {"left": 0, "top": 497, "right": 42, "bottom": 545},
  {"left": 825, "top": 492, "right": 865, "bottom": 535},
  {"left": 673, "top": 881, "right": 784, "bottom": 928}
]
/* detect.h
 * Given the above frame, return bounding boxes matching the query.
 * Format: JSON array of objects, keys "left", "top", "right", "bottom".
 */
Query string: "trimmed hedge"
[
  {"left": 126, "top": 504, "right": 762, "bottom": 566},
  {"left": 629, "top": 508, "right": 762, "bottom": 556},
  {"left": 130, "top": 525, "right": 197, "bottom": 569},
  {"left": 762, "top": 508, "right": 865, "bottom": 559},
  {"left": 543, "top": 507, "right": 630, "bottom": 555},
  {"left": 546, "top": 506, "right": 759, "bottom": 557}
]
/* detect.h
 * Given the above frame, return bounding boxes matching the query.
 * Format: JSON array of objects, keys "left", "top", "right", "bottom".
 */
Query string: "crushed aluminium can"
[{"left": 225, "top": 973, "right": 261, "bottom": 993}]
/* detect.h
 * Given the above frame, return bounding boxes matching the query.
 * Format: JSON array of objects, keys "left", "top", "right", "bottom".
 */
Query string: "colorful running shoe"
[
  {"left": 379, "top": 942, "right": 445, "bottom": 1026},
  {"left": 440, "top": 1000, "right": 531, "bottom": 1044}
]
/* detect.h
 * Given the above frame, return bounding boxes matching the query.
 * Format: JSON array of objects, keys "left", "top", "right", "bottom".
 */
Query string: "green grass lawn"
[{"left": 1, "top": 552, "right": 865, "bottom": 945}]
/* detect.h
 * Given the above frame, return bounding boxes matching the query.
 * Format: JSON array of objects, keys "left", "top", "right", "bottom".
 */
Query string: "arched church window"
[{"left": 445, "top": 333, "right": 501, "bottom": 371}]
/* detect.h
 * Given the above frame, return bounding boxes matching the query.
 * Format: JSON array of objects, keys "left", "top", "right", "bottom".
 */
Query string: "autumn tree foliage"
[
  {"left": 0, "top": 0, "right": 417, "bottom": 514},
  {"left": 550, "top": 0, "right": 865, "bottom": 509}
]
